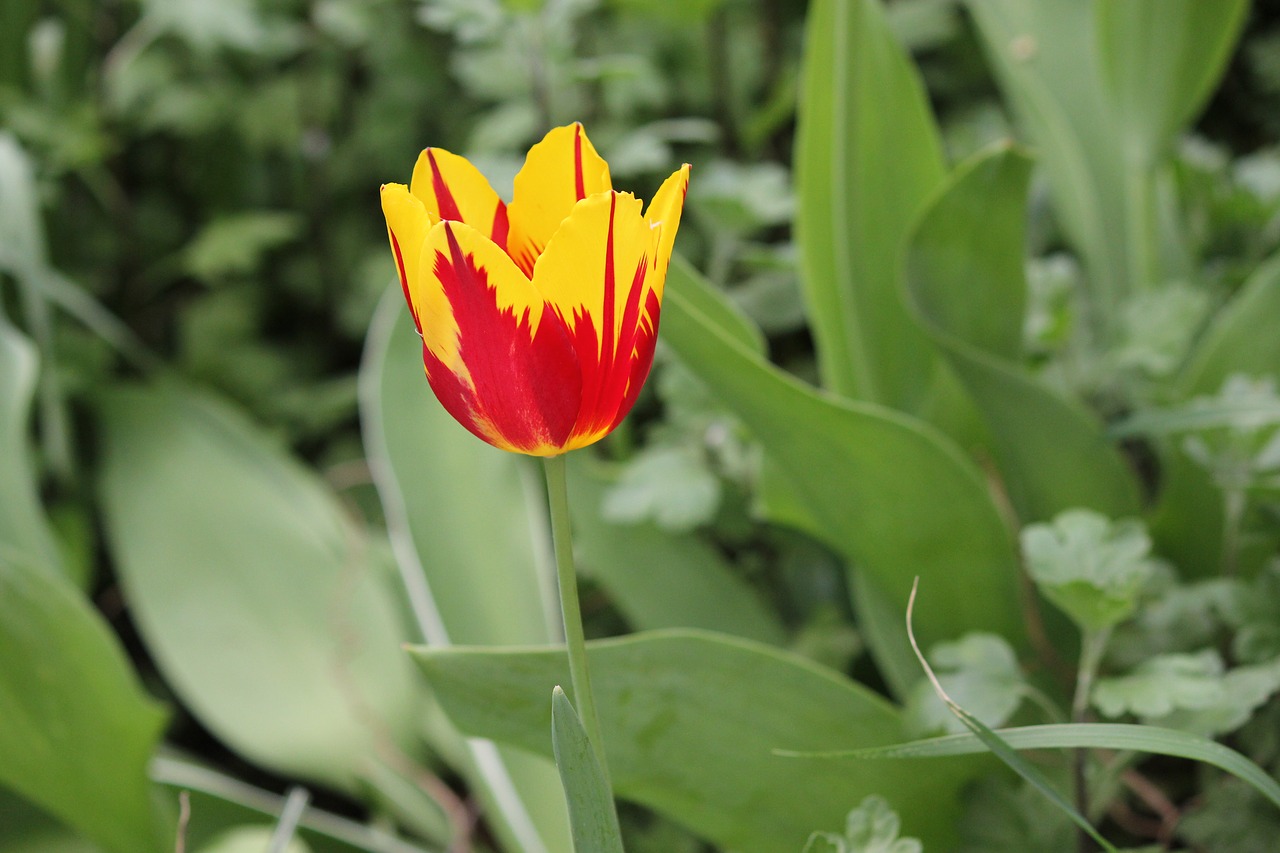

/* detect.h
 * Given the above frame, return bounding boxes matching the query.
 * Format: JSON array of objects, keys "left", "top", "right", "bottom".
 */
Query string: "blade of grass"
[{"left": 901, "top": 579, "right": 1119, "bottom": 853}]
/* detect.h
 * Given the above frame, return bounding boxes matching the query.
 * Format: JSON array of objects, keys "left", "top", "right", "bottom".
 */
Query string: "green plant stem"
[
  {"left": 543, "top": 454, "right": 612, "bottom": 791},
  {"left": 1221, "top": 486, "right": 1246, "bottom": 577},
  {"left": 1071, "top": 627, "right": 1112, "bottom": 853}
]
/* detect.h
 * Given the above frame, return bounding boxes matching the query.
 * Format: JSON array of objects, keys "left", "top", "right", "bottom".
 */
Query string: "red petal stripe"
[
  {"left": 388, "top": 228, "right": 421, "bottom": 333},
  {"left": 425, "top": 224, "right": 582, "bottom": 453}
]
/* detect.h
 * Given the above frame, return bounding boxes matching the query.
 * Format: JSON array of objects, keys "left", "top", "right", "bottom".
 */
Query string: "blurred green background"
[{"left": 6, "top": 1, "right": 1280, "bottom": 852}]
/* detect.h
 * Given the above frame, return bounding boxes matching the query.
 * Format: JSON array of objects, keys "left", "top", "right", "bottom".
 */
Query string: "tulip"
[{"left": 380, "top": 123, "right": 690, "bottom": 456}]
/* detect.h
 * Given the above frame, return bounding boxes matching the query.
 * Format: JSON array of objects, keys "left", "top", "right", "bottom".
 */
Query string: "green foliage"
[
  {"left": 906, "top": 633, "right": 1025, "bottom": 736},
  {"left": 412, "top": 631, "right": 976, "bottom": 851},
  {"left": 550, "top": 687, "right": 625, "bottom": 853},
  {"left": 1021, "top": 509, "right": 1158, "bottom": 632},
  {"left": 4, "top": 0, "right": 1280, "bottom": 850},
  {"left": 803, "top": 796, "right": 923, "bottom": 853}
]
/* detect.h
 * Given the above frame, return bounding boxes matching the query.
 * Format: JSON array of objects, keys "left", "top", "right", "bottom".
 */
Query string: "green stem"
[
  {"left": 542, "top": 454, "right": 612, "bottom": 790},
  {"left": 1071, "top": 627, "right": 1112, "bottom": 853},
  {"left": 1221, "top": 486, "right": 1246, "bottom": 578}
]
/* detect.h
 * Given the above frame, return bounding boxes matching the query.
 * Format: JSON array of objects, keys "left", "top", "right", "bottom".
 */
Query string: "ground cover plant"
[{"left": 3, "top": 0, "right": 1280, "bottom": 851}]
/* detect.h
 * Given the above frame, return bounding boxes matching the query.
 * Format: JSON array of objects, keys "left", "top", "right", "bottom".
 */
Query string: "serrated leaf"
[
  {"left": 600, "top": 444, "right": 721, "bottom": 532},
  {"left": 842, "top": 795, "right": 923, "bottom": 853},
  {"left": 1092, "top": 650, "right": 1226, "bottom": 719},
  {"left": 1020, "top": 509, "right": 1157, "bottom": 632},
  {"left": 906, "top": 633, "right": 1025, "bottom": 736}
]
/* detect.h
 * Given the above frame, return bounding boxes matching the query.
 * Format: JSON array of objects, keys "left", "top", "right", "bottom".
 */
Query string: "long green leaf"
[
  {"left": 0, "top": 319, "right": 63, "bottom": 574},
  {"left": 794, "top": 0, "right": 947, "bottom": 408},
  {"left": 965, "top": 0, "right": 1133, "bottom": 318},
  {"left": 904, "top": 145, "right": 1140, "bottom": 521},
  {"left": 99, "top": 382, "right": 421, "bottom": 792},
  {"left": 551, "top": 688, "right": 625, "bottom": 853},
  {"left": 782, "top": 722, "right": 1280, "bottom": 812},
  {"left": 0, "top": 554, "right": 169, "bottom": 853},
  {"left": 662, "top": 265, "right": 1025, "bottom": 668},
  {"left": 411, "top": 630, "right": 978, "bottom": 852},
  {"left": 1096, "top": 0, "right": 1248, "bottom": 168}
]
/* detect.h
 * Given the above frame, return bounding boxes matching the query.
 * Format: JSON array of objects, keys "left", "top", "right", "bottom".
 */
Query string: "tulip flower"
[{"left": 380, "top": 123, "right": 690, "bottom": 456}]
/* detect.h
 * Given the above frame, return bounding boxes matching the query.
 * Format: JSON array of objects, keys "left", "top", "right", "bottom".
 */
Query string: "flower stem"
[{"left": 542, "top": 454, "right": 612, "bottom": 790}]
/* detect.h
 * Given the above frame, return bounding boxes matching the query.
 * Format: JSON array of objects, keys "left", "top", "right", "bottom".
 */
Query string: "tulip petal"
[
  {"left": 509, "top": 123, "right": 612, "bottom": 259},
  {"left": 644, "top": 164, "right": 692, "bottom": 301},
  {"left": 381, "top": 183, "right": 432, "bottom": 332},
  {"left": 531, "top": 191, "right": 657, "bottom": 447},
  {"left": 410, "top": 148, "right": 537, "bottom": 276},
  {"left": 417, "top": 220, "right": 583, "bottom": 455}
]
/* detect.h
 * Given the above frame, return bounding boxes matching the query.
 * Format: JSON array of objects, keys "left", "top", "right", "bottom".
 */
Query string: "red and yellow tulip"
[{"left": 381, "top": 124, "right": 690, "bottom": 456}]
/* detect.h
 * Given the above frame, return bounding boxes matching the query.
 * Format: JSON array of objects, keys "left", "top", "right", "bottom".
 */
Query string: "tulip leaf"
[
  {"left": 904, "top": 145, "right": 1141, "bottom": 521},
  {"left": 662, "top": 263, "right": 1025, "bottom": 673},
  {"left": 550, "top": 688, "right": 625, "bottom": 853},
  {"left": 411, "top": 630, "right": 977, "bottom": 852},
  {"left": 567, "top": 454, "right": 786, "bottom": 645},
  {"left": 1154, "top": 255, "right": 1280, "bottom": 574},
  {"left": 98, "top": 381, "right": 421, "bottom": 792},
  {"left": 1095, "top": 0, "right": 1248, "bottom": 168},
  {"left": 0, "top": 319, "right": 63, "bottom": 574},
  {"left": 0, "top": 553, "right": 169, "bottom": 853},
  {"left": 794, "top": 0, "right": 947, "bottom": 409},
  {"left": 360, "top": 289, "right": 572, "bottom": 853},
  {"left": 964, "top": 0, "right": 1131, "bottom": 313},
  {"left": 1179, "top": 253, "right": 1280, "bottom": 396}
]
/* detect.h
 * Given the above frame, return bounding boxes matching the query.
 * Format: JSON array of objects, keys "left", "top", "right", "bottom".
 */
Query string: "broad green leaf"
[
  {"left": 794, "top": 0, "right": 947, "bottom": 408},
  {"left": 98, "top": 382, "right": 420, "bottom": 792},
  {"left": 1020, "top": 509, "right": 1156, "bottom": 633},
  {"left": 359, "top": 289, "right": 570, "bottom": 853},
  {"left": 1096, "top": 0, "right": 1248, "bottom": 168},
  {"left": 791, "top": 722, "right": 1280, "bottom": 813},
  {"left": 0, "top": 792, "right": 101, "bottom": 853},
  {"left": 0, "top": 319, "right": 63, "bottom": 573},
  {"left": 904, "top": 145, "right": 1140, "bottom": 522},
  {"left": 550, "top": 688, "right": 625, "bottom": 853},
  {"left": 662, "top": 264, "right": 1025, "bottom": 666},
  {"left": 411, "top": 630, "right": 977, "bottom": 852},
  {"left": 568, "top": 454, "right": 786, "bottom": 645},
  {"left": 0, "top": 554, "right": 168, "bottom": 853}
]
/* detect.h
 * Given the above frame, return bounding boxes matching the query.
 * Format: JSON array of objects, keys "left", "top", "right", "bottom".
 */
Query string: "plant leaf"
[
  {"left": 662, "top": 261, "right": 1025, "bottom": 679},
  {"left": 783, "top": 722, "right": 1280, "bottom": 812},
  {"left": 904, "top": 145, "right": 1141, "bottom": 521},
  {"left": 0, "top": 319, "right": 63, "bottom": 574},
  {"left": 0, "top": 554, "right": 169, "bottom": 853},
  {"left": 98, "top": 381, "right": 421, "bottom": 792},
  {"left": 411, "top": 630, "right": 978, "bottom": 852},
  {"left": 551, "top": 688, "right": 625, "bottom": 853},
  {"left": 794, "top": 0, "right": 947, "bottom": 408}
]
